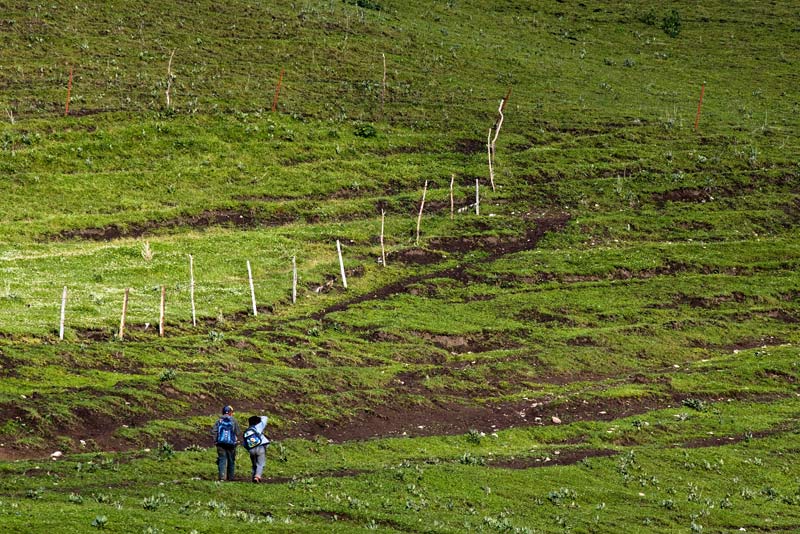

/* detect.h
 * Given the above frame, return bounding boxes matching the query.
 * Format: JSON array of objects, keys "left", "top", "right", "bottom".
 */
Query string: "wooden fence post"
[
  {"left": 415, "top": 180, "right": 428, "bottom": 246},
  {"left": 337, "top": 240, "right": 348, "bottom": 289},
  {"left": 487, "top": 128, "right": 495, "bottom": 192},
  {"left": 59, "top": 286, "right": 67, "bottom": 340},
  {"left": 159, "top": 285, "right": 166, "bottom": 337},
  {"left": 292, "top": 256, "right": 298, "bottom": 304},
  {"left": 381, "top": 52, "right": 387, "bottom": 119},
  {"left": 694, "top": 83, "right": 706, "bottom": 131},
  {"left": 247, "top": 260, "right": 258, "bottom": 316},
  {"left": 65, "top": 66, "right": 73, "bottom": 116},
  {"left": 119, "top": 288, "right": 129, "bottom": 340},
  {"left": 189, "top": 254, "right": 196, "bottom": 327},
  {"left": 449, "top": 174, "right": 455, "bottom": 220},
  {"left": 165, "top": 49, "right": 176, "bottom": 109},
  {"left": 380, "top": 209, "right": 387, "bottom": 267}
]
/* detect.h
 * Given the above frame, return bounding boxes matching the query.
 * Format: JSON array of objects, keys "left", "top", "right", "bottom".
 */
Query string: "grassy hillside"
[{"left": 0, "top": 0, "right": 798, "bottom": 532}]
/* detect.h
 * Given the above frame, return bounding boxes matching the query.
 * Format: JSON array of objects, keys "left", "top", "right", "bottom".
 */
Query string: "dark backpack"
[
  {"left": 216, "top": 416, "right": 236, "bottom": 446},
  {"left": 242, "top": 426, "right": 270, "bottom": 451}
]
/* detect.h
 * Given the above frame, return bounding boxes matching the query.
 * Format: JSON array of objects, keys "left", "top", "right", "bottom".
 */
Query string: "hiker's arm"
[{"left": 256, "top": 416, "right": 268, "bottom": 433}]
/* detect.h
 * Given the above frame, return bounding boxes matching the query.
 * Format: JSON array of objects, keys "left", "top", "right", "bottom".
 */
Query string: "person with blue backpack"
[
  {"left": 212, "top": 405, "right": 241, "bottom": 481},
  {"left": 242, "top": 415, "right": 270, "bottom": 483}
]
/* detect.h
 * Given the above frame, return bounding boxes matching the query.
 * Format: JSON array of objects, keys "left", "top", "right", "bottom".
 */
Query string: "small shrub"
[
  {"left": 547, "top": 487, "right": 577, "bottom": 506},
  {"left": 662, "top": 10, "right": 681, "bottom": 37},
  {"left": 142, "top": 492, "right": 173, "bottom": 511},
  {"left": 682, "top": 398, "right": 707, "bottom": 412},
  {"left": 158, "top": 368, "right": 177, "bottom": 383},
  {"left": 354, "top": 123, "right": 377, "bottom": 138},
  {"left": 639, "top": 9, "right": 658, "bottom": 26},
  {"left": 157, "top": 441, "right": 175, "bottom": 461},
  {"left": 91, "top": 515, "right": 108, "bottom": 529},
  {"left": 465, "top": 429, "right": 482, "bottom": 445},
  {"left": 26, "top": 488, "right": 43, "bottom": 500},
  {"left": 69, "top": 492, "right": 84, "bottom": 504}
]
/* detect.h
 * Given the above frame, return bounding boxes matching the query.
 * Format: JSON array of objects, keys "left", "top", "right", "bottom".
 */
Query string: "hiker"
[
  {"left": 243, "top": 414, "right": 270, "bottom": 483},
  {"left": 212, "top": 405, "right": 241, "bottom": 481}
]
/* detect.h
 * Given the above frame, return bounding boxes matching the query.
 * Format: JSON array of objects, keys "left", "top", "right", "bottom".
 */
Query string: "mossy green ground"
[{"left": 0, "top": 0, "right": 798, "bottom": 532}]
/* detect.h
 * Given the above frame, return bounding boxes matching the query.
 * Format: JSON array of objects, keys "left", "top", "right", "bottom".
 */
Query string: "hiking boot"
[{"left": 253, "top": 476, "right": 261, "bottom": 483}]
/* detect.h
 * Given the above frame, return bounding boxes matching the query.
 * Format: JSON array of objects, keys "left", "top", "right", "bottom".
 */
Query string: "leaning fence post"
[
  {"left": 119, "top": 288, "right": 129, "bottom": 340},
  {"left": 336, "top": 239, "right": 348, "bottom": 289},
  {"left": 59, "top": 286, "right": 67, "bottom": 340},
  {"left": 159, "top": 285, "right": 166, "bottom": 337},
  {"left": 247, "top": 260, "right": 258, "bottom": 316},
  {"left": 189, "top": 254, "right": 196, "bottom": 327},
  {"left": 415, "top": 180, "right": 428, "bottom": 246},
  {"left": 292, "top": 256, "right": 298, "bottom": 304},
  {"left": 380, "top": 209, "right": 387, "bottom": 267}
]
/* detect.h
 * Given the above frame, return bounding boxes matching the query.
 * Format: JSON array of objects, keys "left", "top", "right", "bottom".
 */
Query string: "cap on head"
[{"left": 222, "top": 405, "right": 233, "bottom": 415}]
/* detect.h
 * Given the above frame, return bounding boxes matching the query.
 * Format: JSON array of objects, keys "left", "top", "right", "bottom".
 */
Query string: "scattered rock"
[{"left": 551, "top": 416, "right": 562, "bottom": 424}]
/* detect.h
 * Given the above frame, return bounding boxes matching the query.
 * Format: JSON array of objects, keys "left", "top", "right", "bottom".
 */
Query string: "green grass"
[{"left": 1, "top": 0, "right": 799, "bottom": 531}]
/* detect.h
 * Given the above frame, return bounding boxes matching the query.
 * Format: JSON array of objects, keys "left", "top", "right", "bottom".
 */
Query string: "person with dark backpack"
[
  {"left": 242, "top": 415, "right": 270, "bottom": 483},
  {"left": 211, "top": 405, "right": 241, "bottom": 481}
]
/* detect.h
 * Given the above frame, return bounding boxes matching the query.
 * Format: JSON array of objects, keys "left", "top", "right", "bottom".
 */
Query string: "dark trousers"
[{"left": 216, "top": 445, "right": 236, "bottom": 480}]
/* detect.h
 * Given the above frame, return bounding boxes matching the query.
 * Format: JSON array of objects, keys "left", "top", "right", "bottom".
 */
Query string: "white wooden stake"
[
  {"left": 449, "top": 174, "right": 455, "bottom": 220},
  {"left": 165, "top": 49, "right": 176, "bottom": 109},
  {"left": 59, "top": 286, "right": 67, "bottom": 341},
  {"left": 487, "top": 128, "right": 496, "bottom": 192},
  {"left": 119, "top": 288, "right": 129, "bottom": 340},
  {"left": 415, "top": 180, "right": 428, "bottom": 246},
  {"left": 159, "top": 285, "right": 166, "bottom": 337},
  {"left": 475, "top": 179, "right": 480, "bottom": 215},
  {"left": 490, "top": 99, "right": 504, "bottom": 191},
  {"left": 247, "top": 260, "right": 257, "bottom": 316},
  {"left": 292, "top": 256, "right": 297, "bottom": 304},
  {"left": 189, "top": 254, "right": 196, "bottom": 327},
  {"left": 337, "top": 239, "right": 348, "bottom": 289},
  {"left": 381, "top": 52, "right": 387, "bottom": 118},
  {"left": 380, "top": 209, "right": 387, "bottom": 267}
]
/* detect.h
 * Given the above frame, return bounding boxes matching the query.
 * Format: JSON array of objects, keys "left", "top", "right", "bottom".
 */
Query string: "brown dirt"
[
  {"left": 49, "top": 208, "right": 296, "bottom": 241},
  {"left": 311, "top": 213, "right": 570, "bottom": 320},
  {"left": 454, "top": 138, "right": 485, "bottom": 154},
  {"left": 488, "top": 448, "right": 618, "bottom": 469}
]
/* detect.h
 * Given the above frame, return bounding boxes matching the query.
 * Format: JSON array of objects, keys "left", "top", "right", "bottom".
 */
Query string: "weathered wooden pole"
[
  {"left": 59, "top": 286, "right": 67, "bottom": 340},
  {"left": 119, "top": 288, "right": 129, "bottom": 340},
  {"left": 189, "top": 254, "right": 196, "bottom": 327},
  {"left": 694, "top": 83, "right": 706, "bottom": 131},
  {"left": 337, "top": 240, "right": 348, "bottom": 289},
  {"left": 380, "top": 209, "right": 387, "bottom": 267},
  {"left": 159, "top": 285, "right": 166, "bottom": 337},
  {"left": 415, "top": 180, "right": 428, "bottom": 246},
  {"left": 449, "top": 174, "right": 455, "bottom": 220},
  {"left": 247, "top": 260, "right": 257, "bottom": 316},
  {"left": 292, "top": 256, "right": 298, "bottom": 304},
  {"left": 65, "top": 66, "right": 73, "bottom": 116}
]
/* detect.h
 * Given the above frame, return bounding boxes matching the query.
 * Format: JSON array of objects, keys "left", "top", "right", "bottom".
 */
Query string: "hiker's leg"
[
  {"left": 216, "top": 446, "right": 227, "bottom": 480},
  {"left": 226, "top": 447, "right": 236, "bottom": 481},
  {"left": 254, "top": 446, "right": 266, "bottom": 479},
  {"left": 250, "top": 451, "right": 258, "bottom": 478}
]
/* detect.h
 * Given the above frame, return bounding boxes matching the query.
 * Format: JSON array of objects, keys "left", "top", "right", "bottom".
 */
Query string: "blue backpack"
[
  {"left": 242, "top": 427, "right": 270, "bottom": 451},
  {"left": 216, "top": 416, "right": 236, "bottom": 446}
]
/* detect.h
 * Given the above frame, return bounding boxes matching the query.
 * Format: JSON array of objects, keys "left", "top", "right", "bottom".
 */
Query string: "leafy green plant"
[{"left": 662, "top": 9, "right": 681, "bottom": 37}]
